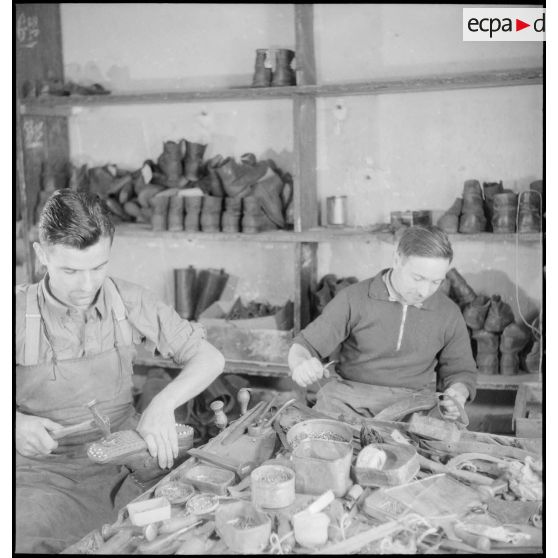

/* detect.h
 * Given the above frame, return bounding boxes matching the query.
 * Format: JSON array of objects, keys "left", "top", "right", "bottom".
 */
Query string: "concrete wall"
[{"left": 60, "top": 4, "right": 543, "bottom": 316}]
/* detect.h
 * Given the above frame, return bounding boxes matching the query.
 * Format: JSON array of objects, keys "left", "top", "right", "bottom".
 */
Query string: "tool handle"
[
  {"left": 188, "top": 448, "right": 254, "bottom": 478},
  {"left": 220, "top": 400, "right": 266, "bottom": 446},
  {"left": 437, "top": 392, "right": 469, "bottom": 426},
  {"left": 454, "top": 524, "right": 491, "bottom": 551},
  {"left": 51, "top": 420, "right": 95, "bottom": 440}
]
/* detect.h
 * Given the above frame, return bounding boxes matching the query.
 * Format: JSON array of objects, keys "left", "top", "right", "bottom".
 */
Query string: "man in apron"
[
  {"left": 288, "top": 225, "right": 477, "bottom": 423},
  {"left": 15, "top": 189, "right": 225, "bottom": 553}
]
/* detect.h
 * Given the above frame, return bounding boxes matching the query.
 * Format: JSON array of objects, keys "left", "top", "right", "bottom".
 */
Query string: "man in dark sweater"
[{"left": 288, "top": 225, "right": 477, "bottom": 422}]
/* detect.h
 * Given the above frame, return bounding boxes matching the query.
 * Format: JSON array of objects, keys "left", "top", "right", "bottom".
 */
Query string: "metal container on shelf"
[{"left": 326, "top": 196, "right": 348, "bottom": 226}]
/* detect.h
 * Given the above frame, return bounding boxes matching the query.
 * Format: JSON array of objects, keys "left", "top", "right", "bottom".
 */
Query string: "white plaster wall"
[{"left": 60, "top": 4, "right": 543, "bottom": 311}]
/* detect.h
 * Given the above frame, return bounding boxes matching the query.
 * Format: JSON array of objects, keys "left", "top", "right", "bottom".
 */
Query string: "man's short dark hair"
[
  {"left": 38, "top": 189, "right": 115, "bottom": 249},
  {"left": 396, "top": 225, "right": 453, "bottom": 262}
]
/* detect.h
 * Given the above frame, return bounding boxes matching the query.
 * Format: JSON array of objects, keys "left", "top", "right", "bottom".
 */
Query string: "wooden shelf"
[
  {"left": 115, "top": 223, "right": 542, "bottom": 245},
  {"left": 19, "top": 67, "right": 542, "bottom": 116},
  {"left": 134, "top": 353, "right": 290, "bottom": 378},
  {"left": 134, "top": 350, "right": 540, "bottom": 389},
  {"left": 477, "top": 373, "right": 541, "bottom": 391}
]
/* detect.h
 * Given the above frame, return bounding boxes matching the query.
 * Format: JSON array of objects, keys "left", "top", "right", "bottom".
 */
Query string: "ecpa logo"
[{"left": 463, "top": 8, "right": 545, "bottom": 41}]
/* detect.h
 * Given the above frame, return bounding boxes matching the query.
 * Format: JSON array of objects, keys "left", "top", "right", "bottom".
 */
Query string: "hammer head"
[{"left": 86, "top": 399, "right": 111, "bottom": 438}]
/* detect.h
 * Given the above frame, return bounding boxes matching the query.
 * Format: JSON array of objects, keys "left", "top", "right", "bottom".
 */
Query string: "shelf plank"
[
  {"left": 134, "top": 351, "right": 540, "bottom": 388},
  {"left": 19, "top": 67, "right": 542, "bottom": 116},
  {"left": 477, "top": 373, "right": 541, "bottom": 391},
  {"left": 114, "top": 223, "right": 542, "bottom": 245},
  {"left": 134, "top": 353, "right": 290, "bottom": 378}
]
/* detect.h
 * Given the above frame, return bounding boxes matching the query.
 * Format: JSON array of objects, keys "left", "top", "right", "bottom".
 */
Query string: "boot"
[
  {"left": 184, "top": 195, "right": 203, "bottom": 232},
  {"left": 517, "top": 191, "right": 542, "bottom": 233},
  {"left": 174, "top": 266, "right": 197, "bottom": 320},
  {"left": 484, "top": 295, "right": 515, "bottom": 333},
  {"left": 150, "top": 193, "right": 170, "bottom": 231},
  {"left": 241, "top": 153, "right": 257, "bottom": 166},
  {"left": 271, "top": 49, "right": 296, "bottom": 86},
  {"left": 138, "top": 184, "right": 165, "bottom": 208},
  {"left": 157, "top": 141, "right": 183, "bottom": 188},
  {"left": 462, "top": 294, "right": 491, "bottom": 330},
  {"left": 437, "top": 198, "right": 463, "bottom": 234},
  {"left": 251, "top": 167, "right": 285, "bottom": 228},
  {"left": 184, "top": 141, "right": 207, "bottom": 183},
  {"left": 200, "top": 196, "right": 223, "bottom": 232},
  {"left": 500, "top": 322, "right": 530, "bottom": 353},
  {"left": 206, "top": 155, "right": 226, "bottom": 197},
  {"left": 217, "top": 158, "right": 268, "bottom": 198},
  {"left": 106, "top": 197, "right": 132, "bottom": 222},
  {"left": 194, "top": 268, "right": 228, "bottom": 319},
  {"left": 491, "top": 192, "right": 518, "bottom": 233},
  {"left": 475, "top": 352, "right": 499, "bottom": 375},
  {"left": 499, "top": 352, "right": 520, "bottom": 376},
  {"left": 252, "top": 49, "right": 272, "bottom": 87},
  {"left": 530, "top": 179, "right": 543, "bottom": 195},
  {"left": 459, "top": 180, "right": 486, "bottom": 233},
  {"left": 483, "top": 181, "right": 504, "bottom": 229},
  {"left": 241, "top": 196, "right": 280, "bottom": 233},
  {"left": 472, "top": 329, "right": 500, "bottom": 354},
  {"left": 446, "top": 268, "right": 476, "bottom": 306},
  {"left": 222, "top": 197, "right": 243, "bottom": 233},
  {"left": 88, "top": 166, "right": 132, "bottom": 199},
  {"left": 168, "top": 195, "right": 185, "bottom": 232},
  {"left": 524, "top": 340, "right": 541, "bottom": 374}
]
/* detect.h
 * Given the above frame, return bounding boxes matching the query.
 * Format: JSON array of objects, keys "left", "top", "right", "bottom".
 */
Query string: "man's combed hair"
[
  {"left": 38, "top": 189, "right": 115, "bottom": 249},
  {"left": 396, "top": 225, "right": 453, "bottom": 262}
]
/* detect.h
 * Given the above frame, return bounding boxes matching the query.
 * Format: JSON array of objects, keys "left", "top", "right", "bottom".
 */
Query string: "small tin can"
[{"left": 326, "top": 196, "right": 348, "bottom": 226}]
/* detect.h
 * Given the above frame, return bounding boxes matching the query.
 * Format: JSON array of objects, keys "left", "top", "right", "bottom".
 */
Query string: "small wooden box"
[{"left": 513, "top": 382, "right": 542, "bottom": 438}]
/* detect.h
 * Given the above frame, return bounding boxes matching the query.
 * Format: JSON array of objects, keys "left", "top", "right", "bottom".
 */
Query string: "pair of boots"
[
  {"left": 156, "top": 140, "right": 207, "bottom": 188},
  {"left": 252, "top": 48, "right": 296, "bottom": 87},
  {"left": 499, "top": 322, "right": 531, "bottom": 375},
  {"left": 174, "top": 266, "right": 229, "bottom": 321},
  {"left": 445, "top": 268, "right": 476, "bottom": 307}
]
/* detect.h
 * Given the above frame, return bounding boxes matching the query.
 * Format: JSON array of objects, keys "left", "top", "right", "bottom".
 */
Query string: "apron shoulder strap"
[
  {"left": 23, "top": 284, "right": 41, "bottom": 366},
  {"left": 104, "top": 278, "right": 133, "bottom": 346}
]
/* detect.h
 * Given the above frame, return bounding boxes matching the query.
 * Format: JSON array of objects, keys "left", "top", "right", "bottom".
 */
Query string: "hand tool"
[
  {"left": 248, "top": 398, "right": 297, "bottom": 436},
  {"left": 453, "top": 524, "right": 492, "bottom": 551},
  {"left": 51, "top": 400, "right": 111, "bottom": 440},
  {"left": 86, "top": 398, "right": 111, "bottom": 438},
  {"left": 187, "top": 447, "right": 256, "bottom": 478},
  {"left": 237, "top": 388, "right": 251, "bottom": 415},
  {"left": 219, "top": 400, "right": 267, "bottom": 446},
  {"left": 210, "top": 400, "right": 228, "bottom": 430}
]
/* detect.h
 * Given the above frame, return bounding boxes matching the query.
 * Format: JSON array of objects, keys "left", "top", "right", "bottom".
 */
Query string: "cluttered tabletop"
[{"left": 63, "top": 392, "right": 543, "bottom": 555}]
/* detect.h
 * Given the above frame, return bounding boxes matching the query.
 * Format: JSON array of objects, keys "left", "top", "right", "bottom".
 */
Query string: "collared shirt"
[
  {"left": 15, "top": 276, "right": 206, "bottom": 366},
  {"left": 293, "top": 268, "right": 477, "bottom": 400},
  {"left": 382, "top": 269, "right": 423, "bottom": 309}
]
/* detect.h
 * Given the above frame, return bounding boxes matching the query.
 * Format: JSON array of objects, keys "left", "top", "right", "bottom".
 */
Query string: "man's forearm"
[{"left": 154, "top": 340, "right": 225, "bottom": 410}]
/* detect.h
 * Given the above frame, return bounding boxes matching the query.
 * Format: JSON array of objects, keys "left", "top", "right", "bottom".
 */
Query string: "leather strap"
[
  {"left": 24, "top": 284, "right": 41, "bottom": 366},
  {"left": 104, "top": 278, "right": 133, "bottom": 347}
]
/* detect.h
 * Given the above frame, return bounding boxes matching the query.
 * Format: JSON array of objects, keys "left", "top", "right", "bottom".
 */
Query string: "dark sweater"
[{"left": 293, "top": 270, "right": 478, "bottom": 400}]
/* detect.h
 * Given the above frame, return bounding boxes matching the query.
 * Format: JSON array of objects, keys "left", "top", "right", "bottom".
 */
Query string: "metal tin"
[{"left": 326, "top": 196, "right": 348, "bottom": 226}]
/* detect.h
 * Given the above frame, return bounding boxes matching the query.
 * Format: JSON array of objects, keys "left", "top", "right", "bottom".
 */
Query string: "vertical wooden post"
[
  {"left": 293, "top": 5, "right": 318, "bottom": 332},
  {"left": 16, "top": 3, "right": 69, "bottom": 281}
]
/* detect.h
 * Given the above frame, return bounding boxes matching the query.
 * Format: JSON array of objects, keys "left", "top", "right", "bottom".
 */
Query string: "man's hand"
[
  {"left": 291, "top": 357, "right": 330, "bottom": 388},
  {"left": 439, "top": 383, "right": 469, "bottom": 421},
  {"left": 136, "top": 394, "right": 178, "bottom": 470},
  {"left": 16, "top": 412, "right": 61, "bottom": 457}
]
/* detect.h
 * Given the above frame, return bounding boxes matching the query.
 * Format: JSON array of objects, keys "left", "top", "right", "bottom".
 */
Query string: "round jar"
[{"left": 250, "top": 464, "right": 295, "bottom": 509}]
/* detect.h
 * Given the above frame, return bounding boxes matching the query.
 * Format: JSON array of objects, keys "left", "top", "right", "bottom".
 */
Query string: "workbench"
[{"left": 63, "top": 402, "right": 543, "bottom": 554}]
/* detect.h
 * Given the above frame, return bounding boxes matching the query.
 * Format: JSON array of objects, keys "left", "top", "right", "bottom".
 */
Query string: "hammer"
[{"left": 50, "top": 399, "right": 111, "bottom": 440}]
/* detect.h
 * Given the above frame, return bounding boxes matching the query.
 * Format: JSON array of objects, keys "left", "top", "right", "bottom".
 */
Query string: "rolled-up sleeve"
[{"left": 116, "top": 280, "right": 206, "bottom": 366}]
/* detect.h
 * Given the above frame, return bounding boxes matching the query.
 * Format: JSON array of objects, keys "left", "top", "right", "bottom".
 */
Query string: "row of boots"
[
  {"left": 174, "top": 266, "right": 229, "bottom": 321},
  {"left": 446, "top": 268, "right": 541, "bottom": 375},
  {"left": 438, "top": 179, "right": 543, "bottom": 234},
  {"left": 252, "top": 48, "right": 296, "bottom": 87}
]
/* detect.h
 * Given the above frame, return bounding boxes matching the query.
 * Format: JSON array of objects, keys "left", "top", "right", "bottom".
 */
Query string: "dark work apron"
[{"left": 15, "top": 278, "right": 143, "bottom": 554}]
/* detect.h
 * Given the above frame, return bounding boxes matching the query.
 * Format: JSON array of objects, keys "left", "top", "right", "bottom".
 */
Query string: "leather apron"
[{"left": 15, "top": 278, "right": 143, "bottom": 553}]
